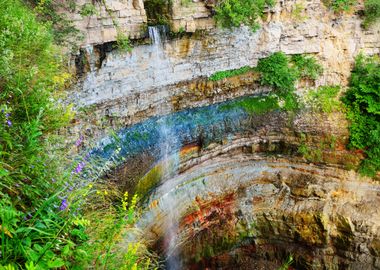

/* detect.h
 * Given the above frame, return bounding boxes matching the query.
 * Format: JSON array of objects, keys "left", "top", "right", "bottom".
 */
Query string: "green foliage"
[
  {"left": 79, "top": 3, "right": 98, "bottom": 17},
  {"left": 220, "top": 91, "right": 298, "bottom": 115},
  {"left": 116, "top": 32, "right": 133, "bottom": 52},
  {"left": 343, "top": 54, "right": 380, "bottom": 176},
  {"left": 278, "top": 255, "right": 294, "bottom": 270},
  {"left": 31, "top": 0, "right": 80, "bottom": 46},
  {"left": 181, "top": 0, "right": 192, "bottom": 7},
  {"left": 256, "top": 52, "right": 298, "bottom": 91},
  {"left": 0, "top": 0, "right": 72, "bottom": 210},
  {"left": 144, "top": 0, "right": 171, "bottom": 25},
  {"left": 79, "top": 189, "right": 155, "bottom": 269},
  {"left": 217, "top": 52, "right": 324, "bottom": 115},
  {"left": 0, "top": 1, "right": 149, "bottom": 268},
  {"left": 208, "top": 66, "right": 253, "bottom": 81},
  {"left": 305, "top": 85, "right": 342, "bottom": 113},
  {"left": 291, "top": 54, "right": 323, "bottom": 80},
  {"left": 291, "top": 3, "right": 307, "bottom": 21},
  {"left": 214, "top": 0, "right": 274, "bottom": 31},
  {"left": 363, "top": 0, "right": 380, "bottom": 29},
  {"left": 323, "top": 0, "right": 356, "bottom": 12}
]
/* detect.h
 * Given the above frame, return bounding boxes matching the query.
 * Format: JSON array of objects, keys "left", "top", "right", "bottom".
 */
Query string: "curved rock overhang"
[
  {"left": 138, "top": 154, "right": 380, "bottom": 269},
  {"left": 78, "top": 93, "right": 380, "bottom": 269}
]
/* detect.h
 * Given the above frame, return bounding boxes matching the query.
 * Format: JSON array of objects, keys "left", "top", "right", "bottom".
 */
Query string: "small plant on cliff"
[
  {"left": 209, "top": 66, "right": 253, "bottom": 81},
  {"left": 363, "top": 0, "right": 380, "bottom": 29},
  {"left": 116, "top": 32, "right": 133, "bottom": 52},
  {"left": 343, "top": 54, "right": 380, "bottom": 177},
  {"left": 214, "top": 0, "right": 274, "bottom": 31},
  {"left": 291, "top": 54, "right": 323, "bottom": 80},
  {"left": 144, "top": 0, "right": 172, "bottom": 25},
  {"left": 278, "top": 254, "right": 294, "bottom": 270},
  {"left": 304, "top": 85, "right": 342, "bottom": 113},
  {"left": 31, "top": 0, "right": 80, "bottom": 46},
  {"left": 79, "top": 187, "right": 155, "bottom": 269},
  {"left": 256, "top": 52, "right": 298, "bottom": 91},
  {"left": 80, "top": 3, "right": 98, "bottom": 17},
  {"left": 323, "top": 0, "right": 356, "bottom": 12}
]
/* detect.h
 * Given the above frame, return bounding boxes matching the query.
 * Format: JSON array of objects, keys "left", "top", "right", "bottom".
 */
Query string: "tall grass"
[{"left": 0, "top": 0, "right": 154, "bottom": 269}]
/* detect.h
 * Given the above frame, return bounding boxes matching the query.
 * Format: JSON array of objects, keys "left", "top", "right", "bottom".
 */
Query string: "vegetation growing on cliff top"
[
  {"left": 218, "top": 53, "right": 323, "bottom": 114},
  {"left": 343, "top": 54, "right": 380, "bottom": 177},
  {"left": 214, "top": 0, "right": 274, "bottom": 31},
  {"left": 304, "top": 85, "right": 342, "bottom": 113},
  {"left": 144, "top": 0, "right": 172, "bottom": 25},
  {"left": 323, "top": 0, "right": 356, "bottom": 12},
  {"left": 363, "top": 0, "right": 380, "bottom": 28},
  {"left": 209, "top": 66, "right": 253, "bottom": 81}
]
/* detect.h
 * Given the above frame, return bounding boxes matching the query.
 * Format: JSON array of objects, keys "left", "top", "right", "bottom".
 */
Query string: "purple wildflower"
[
  {"left": 75, "top": 135, "right": 84, "bottom": 147},
  {"left": 84, "top": 152, "right": 91, "bottom": 161},
  {"left": 5, "top": 113, "right": 10, "bottom": 118},
  {"left": 59, "top": 199, "right": 68, "bottom": 211},
  {"left": 73, "top": 161, "right": 86, "bottom": 174},
  {"left": 6, "top": 120, "right": 12, "bottom": 127}
]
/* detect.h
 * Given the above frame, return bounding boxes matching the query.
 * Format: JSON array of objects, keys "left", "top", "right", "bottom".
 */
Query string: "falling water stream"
[{"left": 149, "top": 26, "right": 181, "bottom": 269}]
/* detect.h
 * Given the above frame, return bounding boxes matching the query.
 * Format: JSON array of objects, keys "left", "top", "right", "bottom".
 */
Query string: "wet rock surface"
[{"left": 138, "top": 154, "right": 380, "bottom": 269}]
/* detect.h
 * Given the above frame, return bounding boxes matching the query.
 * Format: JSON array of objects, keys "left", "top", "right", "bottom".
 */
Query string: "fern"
[{"left": 343, "top": 54, "right": 380, "bottom": 176}]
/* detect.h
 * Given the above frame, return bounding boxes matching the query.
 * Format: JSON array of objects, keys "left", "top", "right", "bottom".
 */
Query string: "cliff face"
[
  {"left": 65, "top": 0, "right": 380, "bottom": 268},
  {"left": 67, "top": 0, "right": 379, "bottom": 144}
]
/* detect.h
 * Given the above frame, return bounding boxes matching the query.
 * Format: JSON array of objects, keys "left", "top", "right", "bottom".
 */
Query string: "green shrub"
[
  {"left": 343, "top": 54, "right": 380, "bottom": 176},
  {"left": 80, "top": 3, "right": 98, "bottom": 17},
  {"left": 291, "top": 54, "right": 323, "bottom": 80},
  {"left": 144, "top": 0, "right": 171, "bottom": 25},
  {"left": 214, "top": 0, "right": 274, "bottom": 31},
  {"left": 32, "top": 0, "right": 80, "bottom": 45},
  {"left": 215, "top": 53, "right": 323, "bottom": 115},
  {"left": 323, "top": 0, "right": 356, "bottom": 12},
  {"left": 116, "top": 32, "right": 133, "bottom": 52},
  {"left": 305, "top": 85, "right": 342, "bottom": 113},
  {"left": 363, "top": 0, "right": 380, "bottom": 28},
  {"left": 209, "top": 66, "right": 253, "bottom": 81},
  {"left": 256, "top": 52, "right": 298, "bottom": 91}
]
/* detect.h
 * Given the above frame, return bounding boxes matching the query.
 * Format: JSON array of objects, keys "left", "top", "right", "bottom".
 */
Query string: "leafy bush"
[
  {"left": 144, "top": 0, "right": 171, "bottom": 25},
  {"left": 363, "top": 0, "right": 380, "bottom": 29},
  {"left": 256, "top": 52, "right": 298, "bottom": 91},
  {"left": 116, "top": 32, "right": 133, "bottom": 52},
  {"left": 209, "top": 66, "right": 253, "bottom": 81},
  {"left": 305, "top": 86, "right": 342, "bottom": 113},
  {"left": 80, "top": 3, "right": 98, "bottom": 17},
  {"left": 79, "top": 188, "right": 155, "bottom": 269},
  {"left": 31, "top": 0, "right": 80, "bottom": 46},
  {"left": 323, "top": 0, "right": 356, "bottom": 12},
  {"left": 214, "top": 0, "right": 274, "bottom": 31},
  {"left": 291, "top": 54, "right": 323, "bottom": 80},
  {"left": 343, "top": 54, "right": 380, "bottom": 176}
]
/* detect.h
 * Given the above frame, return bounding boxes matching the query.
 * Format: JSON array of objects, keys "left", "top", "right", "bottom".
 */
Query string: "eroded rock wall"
[
  {"left": 66, "top": 0, "right": 380, "bottom": 148},
  {"left": 138, "top": 154, "right": 380, "bottom": 269},
  {"left": 60, "top": 0, "right": 147, "bottom": 46}
]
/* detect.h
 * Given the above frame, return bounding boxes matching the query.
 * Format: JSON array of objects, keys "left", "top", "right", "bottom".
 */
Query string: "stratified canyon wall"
[
  {"left": 65, "top": 0, "right": 379, "bottom": 146},
  {"left": 64, "top": 1, "right": 380, "bottom": 269}
]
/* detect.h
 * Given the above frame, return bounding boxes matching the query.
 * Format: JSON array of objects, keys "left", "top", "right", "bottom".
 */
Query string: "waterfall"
[
  {"left": 148, "top": 25, "right": 168, "bottom": 45},
  {"left": 148, "top": 25, "right": 181, "bottom": 270}
]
